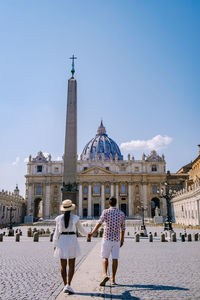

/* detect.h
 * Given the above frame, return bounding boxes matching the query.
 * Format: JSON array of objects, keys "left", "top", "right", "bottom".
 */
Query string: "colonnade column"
[
  {"left": 45, "top": 184, "right": 50, "bottom": 218},
  {"left": 27, "top": 183, "right": 33, "bottom": 216},
  {"left": 128, "top": 183, "right": 132, "bottom": 217},
  {"left": 111, "top": 183, "right": 114, "bottom": 197},
  {"left": 142, "top": 183, "right": 147, "bottom": 217},
  {"left": 115, "top": 183, "right": 119, "bottom": 208},
  {"left": 88, "top": 184, "right": 92, "bottom": 217},
  {"left": 101, "top": 184, "right": 105, "bottom": 213},
  {"left": 78, "top": 183, "right": 83, "bottom": 217}
]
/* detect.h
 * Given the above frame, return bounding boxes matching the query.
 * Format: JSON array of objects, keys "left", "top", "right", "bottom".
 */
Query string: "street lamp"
[
  {"left": 137, "top": 205, "right": 148, "bottom": 236},
  {"left": 7, "top": 203, "right": 16, "bottom": 230},
  {"left": 157, "top": 182, "right": 177, "bottom": 231}
]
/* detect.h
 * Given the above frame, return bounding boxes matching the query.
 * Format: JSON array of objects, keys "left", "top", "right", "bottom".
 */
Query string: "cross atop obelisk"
[
  {"left": 70, "top": 54, "right": 77, "bottom": 78},
  {"left": 61, "top": 55, "right": 78, "bottom": 204}
]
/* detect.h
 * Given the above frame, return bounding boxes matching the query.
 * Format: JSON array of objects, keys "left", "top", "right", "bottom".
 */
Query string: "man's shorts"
[{"left": 101, "top": 239, "right": 120, "bottom": 259}]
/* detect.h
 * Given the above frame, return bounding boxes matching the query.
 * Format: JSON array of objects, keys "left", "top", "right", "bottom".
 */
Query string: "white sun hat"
[{"left": 60, "top": 199, "right": 76, "bottom": 212}]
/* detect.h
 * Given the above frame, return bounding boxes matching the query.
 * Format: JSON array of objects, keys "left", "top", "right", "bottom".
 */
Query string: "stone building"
[
  {"left": 25, "top": 121, "right": 175, "bottom": 220},
  {"left": 171, "top": 145, "right": 200, "bottom": 226},
  {"left": 0, "top": 186, "right": 25, "bottom": 227}
]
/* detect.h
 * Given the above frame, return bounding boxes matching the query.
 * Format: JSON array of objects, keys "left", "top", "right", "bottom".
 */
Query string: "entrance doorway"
[
  {"left": 83, "top": 208, "right": 88, "bottom": 218},
  {"left": 93, "top": 204, "right": 100, "bottom": 217},
  {"left": 34, "top": 198, "right": 43, "bottom": 220},
  {"left": 120, "top": 203, "right": 127, "bottom": 216},
  {"left": 151, "top": 198, "right": 160, "bottom": 217}
]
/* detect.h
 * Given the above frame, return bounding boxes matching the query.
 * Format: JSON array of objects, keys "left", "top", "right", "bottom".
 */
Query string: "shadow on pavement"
[
  {"left": 70, "top": 292, "right": 140, "bottom": 299},
  {"left": 72, "top": 284, "right": 189, "bottom": 299},
  {"left": 112, "top": 284, "right": 189, "bottom": 291}
]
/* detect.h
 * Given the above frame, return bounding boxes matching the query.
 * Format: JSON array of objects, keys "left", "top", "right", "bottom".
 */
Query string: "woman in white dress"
[{"left": 53, "top": 199, "right": 88, "bottom": 294}]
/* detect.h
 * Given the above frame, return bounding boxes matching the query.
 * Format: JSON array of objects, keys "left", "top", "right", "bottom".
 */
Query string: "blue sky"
[{"left": 0, "top": 0, "right": 199, "bottom": 196}]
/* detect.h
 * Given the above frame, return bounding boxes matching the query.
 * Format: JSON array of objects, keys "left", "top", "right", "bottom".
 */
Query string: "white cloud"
[
  {"left": 55, "top": 156, "right": 62, "bottom": 161},
  {"left": 12, "top": 156, "right": 20, "bottom": 166},
  {"left": 120, "top": 135, "right": 172, "bottom": 152}
]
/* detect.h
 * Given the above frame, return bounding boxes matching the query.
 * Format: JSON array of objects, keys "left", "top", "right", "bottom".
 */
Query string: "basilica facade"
[{"left": 25, "top": 121, "right": 176, "bottom": 220}]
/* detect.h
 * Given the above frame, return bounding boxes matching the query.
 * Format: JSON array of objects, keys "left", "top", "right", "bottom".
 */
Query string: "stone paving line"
[{"left": 56, "top": 238, "right": 200, "bottom": 300}]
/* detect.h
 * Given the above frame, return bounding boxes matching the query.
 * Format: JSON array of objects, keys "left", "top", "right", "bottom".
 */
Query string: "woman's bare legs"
[
  {"left": 68, "top": 258, "right": 76, "bottom": 285},
  {"left": 60, "top": 259, "right": 67, "bottom": 285}
]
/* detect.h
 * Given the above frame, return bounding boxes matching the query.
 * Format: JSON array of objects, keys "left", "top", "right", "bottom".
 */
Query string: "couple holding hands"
[{"left": 53, "top": 197, "right": 125, "bottom": 295}]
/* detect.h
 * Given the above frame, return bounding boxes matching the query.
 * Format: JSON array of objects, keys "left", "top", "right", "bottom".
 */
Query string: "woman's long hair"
[{"left": 64, "top": 211, "right": 71, "bottom": 228}]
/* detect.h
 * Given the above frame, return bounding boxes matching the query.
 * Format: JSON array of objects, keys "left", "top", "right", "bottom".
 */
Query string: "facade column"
[
  {"left": 78, "top": 183, "right": 83, "bottom": 217},
  {"left": 128, "top": 183, "right": 132, "bottom": 217},
  {"left": 101, "top": 184, "right": 105, "bottom": 213},
  {"left": 27, "top": 184, "right": 33, "bottom": 216},
  {"left": 142, "top": 183, "right": 147, "bottom": 217},
  {"left": 116, "top": 183, "right": 119, "bottom": 208},
  {"left": 45, "top": 184, "right": 50, "bottom": 218},
  {"left": 111, "top": 183, "right": 114, "bottom": 197},
  {"left": 88, "top": 184, "right": 92, "bottom": 217}
]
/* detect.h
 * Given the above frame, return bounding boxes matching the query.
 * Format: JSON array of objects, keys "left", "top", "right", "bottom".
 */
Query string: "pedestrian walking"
[
  {"left": 88, "top": 196, "right": 125, "bottom": 286},
  {"left": 53, "top": 199, "right": 88, "bottom": 294}
]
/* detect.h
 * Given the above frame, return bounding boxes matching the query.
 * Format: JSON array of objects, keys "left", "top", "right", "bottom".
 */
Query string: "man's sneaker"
[{"left": 100, "top": 276, "right": 110, "bottom": 286}]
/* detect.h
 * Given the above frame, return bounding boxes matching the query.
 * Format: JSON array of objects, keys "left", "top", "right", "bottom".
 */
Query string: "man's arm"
[
  {"left": 120, "top": 213, "right": 126, "bottom": 247},
  {"left": 88, "top": 210, "right": 106, "bottom": 238},
  {"left": 120, "top": 230, "right": 125, "bottom": 247},
  {"left": 88, "top": 222, "right": 101, "bottom": 238}
]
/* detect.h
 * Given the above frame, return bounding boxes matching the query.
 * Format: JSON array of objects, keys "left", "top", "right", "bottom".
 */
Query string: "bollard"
[
  {"left": 33, "top": 232, "right": 39, "bottom": 242},
  {"left": 149, "top": 233, "right": 153, "bottom": 242},
  {"left": 187, "top": 233, "right": 192, "bottom": 242},
  {"left": 154, "top": 232, "right": 157, "bottom": 237},
  {"left": 198, "top": 233, "right": 200, "bottom": 241},
  {"left": 0, "top": 233, "right": 3, "bottom": 242},
  {"left": 16, "top": 233, "right": 20, "bottom": 242},
  {"left": 171, "top": 232, "right": 176, "bottom": 242},
  {"left": 33, "top": 228, "right": 37, "bottom": 233},
  {"left": 50, "top": 232, "right": 54, "bottom": 242},
  {"left": 181, "top": 234, "right": 185, "bottom": 242},
  {"left": 135, "top": 233, "right": 140, "bottom": 242},
  {"left": 193, "top": 233, "right": 198, "bottom": 241},
  {"left": 160, "top": 233, "right": 165, "bottom": 242},
  {"left": 99, "top": 229, "right": 104, "bottom": 238},
  {"left": 87, "top": 235, "right": 91, "bottom": 242},
  {"left": 27, "top": 228, "right": 32, "bottom": 237},
  {"left": 46, "top": 228, "right": 50, "bottom": 235},
  {"left": 93, "top": 231, "right": 98, "bottom": 238}
]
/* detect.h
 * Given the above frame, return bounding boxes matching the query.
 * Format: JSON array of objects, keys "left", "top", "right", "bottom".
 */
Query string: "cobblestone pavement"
[
  {"left": 0, "top": 225, "right": 200, "bottom": 300},
  {"left": 104, "top": 238, "right": 200, "bottom": 299},
  {"left": 0, "top": 235, "right": 96, "bottom": 300}
]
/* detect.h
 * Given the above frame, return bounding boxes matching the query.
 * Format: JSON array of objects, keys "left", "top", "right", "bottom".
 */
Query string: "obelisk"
[{"left": 62, "top": 55, "right": 78, "bottom": 205}]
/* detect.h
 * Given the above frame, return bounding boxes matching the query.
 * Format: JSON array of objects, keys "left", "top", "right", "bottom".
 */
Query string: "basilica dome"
[{"left": 81, "top": 121, "right": 123, "bottom": 161}]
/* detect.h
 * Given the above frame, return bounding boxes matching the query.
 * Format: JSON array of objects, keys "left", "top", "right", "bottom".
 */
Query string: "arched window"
[
  {"left": 121, "top": 184, "right": 126, "bottom": 194},
  {"left": 152, "top": 165, "right": 157, "bottom": 172},
  {"left": 135, "top": 185, "right": 139, "bottom": 194},
  {"left": 105, "top": 186, "right": 110, "bottom": 194},
  {"left": 36, "top": 186, "right": 42, "bottom": 195},
  {"left": 83, "top": 186, "right": 88, "bottom": 194},
  {"left": 93, "top": 184, "right": 100, "bottom": 195},
  {"left": 153, "top": 185, "right": 157, "bottom": 194}
]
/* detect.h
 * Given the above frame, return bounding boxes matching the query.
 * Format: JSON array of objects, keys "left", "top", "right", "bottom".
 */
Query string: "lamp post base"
[
  {"left": 164, "top": 221, "right": 173, "bottom": 231},
  {"left": 139, "top": 225, "right": 148, "bottom": 237}
]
